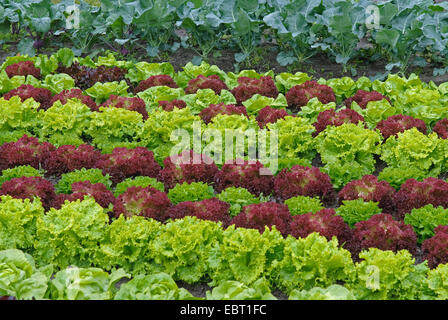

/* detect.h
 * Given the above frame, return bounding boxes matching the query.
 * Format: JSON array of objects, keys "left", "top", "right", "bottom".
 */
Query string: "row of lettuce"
[
  {"left": 1, "top": 139, "right": 448, "bottom": 268},
  {"left": 1, "top": 51, "right": 448, "bottom": 190},
  {"left": 1, "top": 197, "right": 448, "bottom": 300},
  {"left": 1, "top": 0, "right": 448, "bottom": 74}
]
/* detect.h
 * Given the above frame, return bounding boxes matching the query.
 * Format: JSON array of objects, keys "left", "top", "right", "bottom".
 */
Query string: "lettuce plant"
[
  {"left": 336, "top": 199, "right": 382, "bottom": 228},
  {"left": 349, "top": 248, "right": 429, "bottom": 300},
  {"left": 133, "top": 74, "right": 179, "bottom": 94},
  {"left": 199, "top": 103, "right": 248, "bottom": 124},
  {"left": 0, "top": 177, "right": 56, "bottom": 211},
  {"left": 34, "top": 198, "right": 110, "bottom": 268},
  {"left": 284, "top": 195, "right": 324, "bottom": 216},
  {"left": 96, "top": 147, "right": 161, "bottom": 184},
  {"left": 231, "top": 76, "right": 279, "bottom": 105},
  {"left": 393, "top": 177, "right": 448, "bottom": 219},
  {"left": 286, "top": 80, "right": 336, "bottom": 111},
  {"left": 55, "top": 168, "right": 112, "bottom": 194},
  {"left": 289, "top": 208, "right": 352, "bottom": 246},
  {"left": 0, "top": 96, "right": 41, "bottom": 141},
  {"left": 50, "top": 88, "right": 98, "bottom": 111},
  {"left": 274, "top": 165, "right": 334, "bottom": 202},
  {"left": 151, "top": 216, "right": 224, "bottom": 283},
  {"left": 185, "top": 75, "right": 228, "bottom": 95},
  {"left": 423, "top": 226, "right": 448, "bottom": 269},
  {"left": 5, "top": 61, "right": 41, "bottom": 79},
  {"left": 70, "top": 181, "right": 115, "bottom": 209},
  {"left": 115, "top": 273, "right": 195, "bottom": 300},
  {"left": 256, "top": 106, "right": 289, "bottom": 128},
  {"left": 289, "top": 285, "right": 355, "bottom": 300},
  {"left": 338, "top": 175, "right": 396, "bottom": 215},
  {"left": 230, "top": 202, "right": 291, "bottom": 237},
  {"left": 404, "top": 205, "right": 448, "bottom": 244},
  {"left": 381, "top": 128, "right": 446, "bottom": 177},
  {"left": 167, "top": 198, "right": 230, "bottom": 225},
  {"left": 348, "top": 214, "right": 417, "bottom": 259},
  {"left": 216, "top": 187, "right": 260, "bottom": 217},
  {"left": 39, "top": 99, "right": 92, "bottom": 147},
  {"left": 3, "top": 84, "right": 53, "bottom": 110},
  {"left": 101, "top": 95, "right": 148, "bottom": 120},
  {"left": 0, "top": 135, "right": 55, "bottom": 171},
  {"left": 158, "top": 99, "right": 187, "bottom": 111},
  {"left": 312, "top": 108, "right": 364, "bottom": 137},
  {"left": 433, "top": 118, "right": 448, "bottom": 139},
  {"left": 158, "top": 150, "right": 219, "bottom": 190},
  {"left": 427, "top": 263, "right": 448, "bottom": 300},
  {"left": 114, "top": 176, "right": 165, "bottom": 197},
  {"left": 375, "top": 114, "right": 427, "bottom": 140},
  {"left": 0, "top": 165, "right": 44, "bottom": 188},
  {"left": 206, "top": 278, "right": 276, "bottom": 300},
  {"left": 167, "top": 182, "right": 214, "bottom": 205},
  {"left": 0, "top": 196, "right": 45, "bottom": 251},
  {"left": 43, "top": 144, "right": 101, "bottom": 176},
  {"left": 315, "top": 123, "right": 382, "bottom": 188},
  {"left": 270, "top": 233, "right": 355, "bottom": 294},
  {"left": 344, "top": 90, "right": 390, "bottom": 109},
  {"left": 113, "top": 186, "right": 172, "bottom": 221},
  {"left": 97, "top": 215, "right": 162, "bottom": 274}
]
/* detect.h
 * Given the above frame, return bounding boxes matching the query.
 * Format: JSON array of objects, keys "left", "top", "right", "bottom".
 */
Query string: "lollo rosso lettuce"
[
  {"left": 185, "top": 75, "right": 228, "bottom": 95},
  {"left": 285, "top": 80, "right": 336, "bottom": 112},
  {"left": 0, "top": 176, "right": 56, "bottom": 211},
  {"left": 167, "top": 198, "right": 231, "bottom": 225},
  {"left": 133, "top": 75, "right": 179, "bottom": 94},
  {"left": 433, "top": 118, "right": 448, "bottom": 139},
  {"left": 230, "top": 202, "right": 292, "bottom": 237},
  {"left": 69, "top": 181, "right": 115, "bottom": 209},
  {"left": 114, "top": 176, "right": 165, "bottom": 197},
  {"left": 96, "top": 147, "right": 161, "bottom": 184},
  {"left": 375, "top": 115, "right": 427, "bottom": 140},
  {"left": 422, "top": 226, "right": 448, "bottom": 269},
  {"left": 231, "top": 76, "right": 279, "bottom": 105},
  {"left": 100, "top": 95, "right": 148, "bottom": 120},
  {"left": 312, "top": 108, "right": 364, "bottom": 137},
  {"left": 344, "top": 89, "right": 391, "bottom": 109},
  {"left": 158, "top": 99, "right": 187, "bottom": 111},
  {"left": 199, "top": 103, "right": 248, "bottom": 124},
  {"left": 3, "top": 84, "right": 53, "bottom": 110},
  {"left": 5, "top": 61, "right": 41, "bottom": 79},
  {"left": 0, "top": 165, "right": 44, "bottom": 189},
  {"left": 113, "top": 186, "right": 172, "bottom": 221},
  {"left": 158, "top": 150, "right": 219, "bottom": 191},
  {"left": 256, "top": 106, "right": 289, "bottom": 128},
  {"left": 50, "top": 88, "right": 98, "bottom": 111}
]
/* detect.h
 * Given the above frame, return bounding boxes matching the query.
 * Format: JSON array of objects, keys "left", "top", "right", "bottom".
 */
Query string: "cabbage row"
[{"left": 1, "top": 51, "right": 448, "bottom": 300}]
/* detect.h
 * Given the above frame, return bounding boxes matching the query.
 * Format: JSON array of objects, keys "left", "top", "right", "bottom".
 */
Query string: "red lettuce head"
[
  {"left": 70, "top": 181, "right": 115, "bottom": 208},
  {"left": 50, "top": 193, "right": 89, "bottom": 210},
  {"left": 0, "top": 135, "right": 55, "bottom": 171},
  {"left": 43, "top": 144, "right": 101, "bottom": 176},
  {"left": 5, "top": 61, "right": 41, "bottom": 79},
  {"left": 96, "top": 147, "right": 161, "bottom": 184},
  {"left": 167, "top": 198, "right": 230, "bottom": 225},
  {"left": 375, "top": 115, "right": 427, "bottom": 140},
  {"left": 0, "top": 176, "right": 56, "bottom": 210},
  {"left": 338, "top": 175, "right": 396, "bottom": 215},
  {"left": 231, "top": 76, "right": 279, "bottom": 105},
  {"left": 230, "top": 202, "right": 291, "bottom": 236},
  {"left": 344, "top": 90, "right": 391, "bottom": 109},
  {"left": 348, "top": 213, "right": 417, "bottom": 259},
  {"left": 214, "top": 159, "right": 274, "bottom": 196},
  {"left": 289, "top": 208, "right": 352, "bottom": 246},
  {"left": 274, "top": 165, "right": 334, "bottom": 203},
  {"left": 158, "top": 99, "right": 187, "bottom": 111},
  {"left": 185, "top": 75, "right": 228, "bottom": 95},
  {"left": 100, "top": 95, "right": 148, "bottom": 119},
  {"left": 256, "top": 106, "right": 289, "bottom": 128},
  {"left": 313, "top": 108, "right": 364, "bottom": 137},
  {"left": 422, "top": 226, "right": 448, "bottom": 269},
  {"left": 199, "top": 103, "right": 248, "bottom": 124},
  {"left": 113, "top": 186, "right": 171, "bottom": 221},
  {"left": 158, "top": 150, "right": 219, "bottom": 190},
  {"left": 433, "top": 118, "right": 448, "bottom": 139},
  {"left": 134, "top": 75, "right": 178, "bottom": 94},
  {"left": 50, "top": 88, "right": 98, "bottom": 111},
  {"left": 393, "top": 177, "right": 448, "bottom": 220},
  {"left": 286, "top": 80, "right": 336, "bottom": 111},
  {"left": 3, "top": 84, "right": 53, "bottom": 110}
]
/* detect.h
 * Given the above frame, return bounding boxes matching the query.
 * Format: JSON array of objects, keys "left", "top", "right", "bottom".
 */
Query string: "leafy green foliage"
[
  {"left": 349, "top": 248, "right": 429, "bottom": 300},
  {"left": 208, "top": 226, "right": 284, "bottom": 287},
  {"left": 84, "top": 80, "right": 129, "bottom": 104},
  {"left": 381, "top": 128, "right": 446, "bottom": 178},
  {"left": 114, "top": 176, "right": 165, "bottom": 197},
  {"left": 56, "top": 168, "right": 112, "bottom": 194},
  {"left": 404, "top": 205, "right": 448, "bottom": 244},
  {"left": 0, "top": 196, "right": 44, "bottom": 251},
  {"left": 284, "top": 195, "right": 324, "bottom": 216},
  {"left": 315, "top": 123, "right": 383, "bottom": 188},
  {"left": 216, "top": 187, "right": 260, "bottom": 217},
  {"left": 167, "top": 182, "right": 215, "bottom": 205},
  {"left": 34, "top": 198, "right": 110, "bottom": 269},
  {"left": 48, "top": 267, "right": 129, "bottom": 300},
  {"left": 0, "top": 249, "right": 52, "bottom": 300},
  {"left": 336, "top": 199, "right": 382, "bottom": 228},
  {"left": 289, "top": 284, "right": 356, "bottom": 300},
  {"left": 206, "top": 278, "right": 276, "bottom": 300},
  {"left": 270, "top": 233, "right": 355, "bottom": 294},
  {"left": 0, "top": 96, "right": 40, "bottom": 141},
  {"left": 115, "top": 273, "right": 196, "bottom": 300},
  {"left": 0, "top": 166, "right": 44, "bottom": 188},
  {"left": 427, "top": 263, "right": 448, "bottom": 300}
]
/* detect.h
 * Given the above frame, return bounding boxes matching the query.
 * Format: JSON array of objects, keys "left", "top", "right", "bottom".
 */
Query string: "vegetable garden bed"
[{"left": 1, "top": 49, "right": 448, "bottom": 301}]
